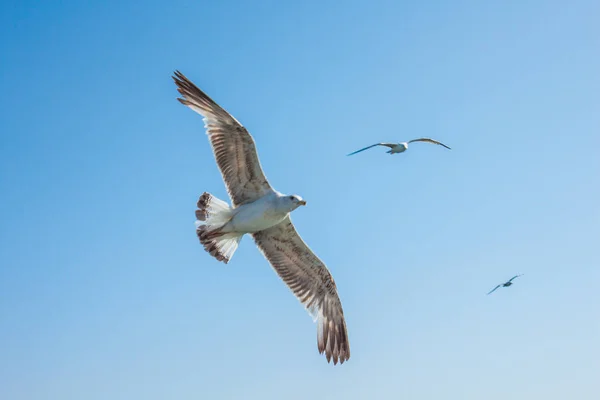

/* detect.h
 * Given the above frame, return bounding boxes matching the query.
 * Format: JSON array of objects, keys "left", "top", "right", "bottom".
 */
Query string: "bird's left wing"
[
  {"left": 408, "top": 138, "right": 451, "bottom": 149},
  {"left": 347, "top": 143, "right": 396, "bottom": 156},
  {"left": 173, "top": 71, "right": 272, "bottom": 206},
  {"left": 487, "top": 285, "right": 501, "bottom": 295},
  {"left": 252, "top": 216, "right": 350, "bottom": 365}
]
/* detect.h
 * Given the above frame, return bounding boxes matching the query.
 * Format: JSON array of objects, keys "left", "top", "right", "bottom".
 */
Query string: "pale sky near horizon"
[{"left": 1, "top": 1, "right": 599, "bottom": 399}]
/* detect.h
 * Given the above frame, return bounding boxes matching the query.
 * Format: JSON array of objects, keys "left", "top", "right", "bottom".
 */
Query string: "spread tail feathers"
[{"left": 195, "top": 192, "right": 242, "bottom": 264}]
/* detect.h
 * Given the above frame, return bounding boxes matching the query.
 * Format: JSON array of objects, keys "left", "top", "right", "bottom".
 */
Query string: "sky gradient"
[{"left": 1, "top": 0, "right": 599, "bottom": 399}]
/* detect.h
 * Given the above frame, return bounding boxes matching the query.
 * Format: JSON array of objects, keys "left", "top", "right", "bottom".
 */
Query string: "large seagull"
[{"left": 173, "top": 71, "right": 350, "bottom": 364}]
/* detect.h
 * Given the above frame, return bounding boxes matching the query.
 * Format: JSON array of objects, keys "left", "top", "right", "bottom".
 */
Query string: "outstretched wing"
[
  {"left": 173, "top": 71, "right": 272, "bottom": 206},
  {"left": 347, "top": 143, "right": 396, "bottom": 156},
  {"left": 487, "top": 285, "right": 501, "bottom": 295},
  {"left": 507, "top": 274, "right": 523, "bottom": 283},
  {"left": 408, "top": 138, "right": 451, "bottom": 150},
  {"left": 252, "top": 217, "right": 350, "bottom": 365}
]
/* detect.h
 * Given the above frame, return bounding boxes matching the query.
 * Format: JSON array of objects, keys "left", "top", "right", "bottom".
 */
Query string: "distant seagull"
[
  {"left": 487, "top": 274, "right": 524, "bottom": 295},
  {"left": 347, "top": 138, "right": 451, "bottom": 156},
  {"left": 173, "top": 71, "right": 350, "bottom": 365}
]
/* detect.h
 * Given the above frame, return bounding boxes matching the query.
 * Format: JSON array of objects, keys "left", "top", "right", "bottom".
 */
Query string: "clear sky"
[{"left": 1, "top": 0, "right": 599, "bottom": 399}]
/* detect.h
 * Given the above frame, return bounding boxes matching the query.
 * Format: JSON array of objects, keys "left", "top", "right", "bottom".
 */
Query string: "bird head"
[{"left": 284, "top": 195, "right": 307, "bottom": 211}]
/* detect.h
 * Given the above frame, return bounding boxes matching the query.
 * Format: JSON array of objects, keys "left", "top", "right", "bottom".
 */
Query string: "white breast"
[
  {"left": 392, "top": 143, "right": 408, "bottom": 153},
  {"left": 226, "top": 194, "right": 288, "bottom": 233}
]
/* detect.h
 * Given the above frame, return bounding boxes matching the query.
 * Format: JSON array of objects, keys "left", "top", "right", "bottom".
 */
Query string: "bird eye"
[{"left": 289, "top": 196, "right": 295, "bottom": 200}]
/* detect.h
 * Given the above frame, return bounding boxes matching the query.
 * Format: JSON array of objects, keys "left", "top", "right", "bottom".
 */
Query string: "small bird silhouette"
[
  {"left": 487, "top": 274, "right": 524, "bottom": 295},
  {"left": 347, "top": 138, "right": 451, "bottom": 156}
]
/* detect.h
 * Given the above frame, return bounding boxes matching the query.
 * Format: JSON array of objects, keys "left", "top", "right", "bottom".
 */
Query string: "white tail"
[{"left": 195, "top": 192, "right": 242, "bottom": 264}]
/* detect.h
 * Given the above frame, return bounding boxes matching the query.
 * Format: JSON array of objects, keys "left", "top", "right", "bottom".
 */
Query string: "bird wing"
[
  {"left": 507, "top": 274, "right": 523, "bottom": 283},
  {"left": 407, "top": 138, "right": 451, "bottom": 150},
  {"left": 487, "top": 285, "right": 501, "bottom": 295},
  {"left": 346, "top": 143, "right": 396, "bottom": 156},
  {"left": 252, "top": 216, "right": 350, "bottom": 365},
  {"left": 173, "top": 71, "right": 272, "bottom": 206}
]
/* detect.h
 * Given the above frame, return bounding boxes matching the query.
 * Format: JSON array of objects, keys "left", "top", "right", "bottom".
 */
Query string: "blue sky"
[{"left": 1, "top": 0, "right": 599, "bottom": 399}]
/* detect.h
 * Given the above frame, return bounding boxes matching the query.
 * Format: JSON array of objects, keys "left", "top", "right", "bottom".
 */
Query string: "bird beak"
[{"left": 299, "top": 200, "right": 307, "bottom": 206}]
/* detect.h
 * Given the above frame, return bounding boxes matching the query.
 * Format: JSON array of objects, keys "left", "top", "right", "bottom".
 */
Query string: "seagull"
[
  {"left": 173, "top": 71, "right": 350, "bottom": 365},
  {"left": 347, "top": 138, "right": 451, "bottom": 156},
  {"left": 487, "top": 274, "right": 524, "bottom": 295}
]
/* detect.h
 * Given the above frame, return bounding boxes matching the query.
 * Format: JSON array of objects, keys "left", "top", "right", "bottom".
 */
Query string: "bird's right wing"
[
  {"left": 508, "top": 274, "right": 523, "bottom": 282},
  {"left": 252, "top": 216, "right": 350, "bottom": 365},
  {"left": 487, "top": 285, "right": 501, "bottom": 295},
  {"left": 173, "top": 71, "right": 273, "bottom": 206},
  {"left": 346, "top": 143, "right": 396, "bottom": 156},
  {"left": 407, "top": 138, "right": 451, "bottom": 150}
]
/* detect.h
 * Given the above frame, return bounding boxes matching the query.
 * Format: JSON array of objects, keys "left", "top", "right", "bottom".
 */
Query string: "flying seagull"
[
  {"left": 487, "top": 274, "right": 524, "bottom": 295},
  {"left": 173, "top": 71, "right": 350, "bottom": 365},
  {"left": 347, "top": 138, "right": 451, "bottom": 156}
]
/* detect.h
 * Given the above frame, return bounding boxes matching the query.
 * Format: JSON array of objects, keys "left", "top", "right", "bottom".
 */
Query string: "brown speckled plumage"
[
  {"left": 253, "top": 217, "right": 350, "bottom": 364},
  {"left": 173, "top": 71, "right": 271, "bottom": 207}
]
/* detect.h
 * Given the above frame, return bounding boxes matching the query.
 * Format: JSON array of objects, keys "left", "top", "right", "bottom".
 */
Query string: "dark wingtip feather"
[{"left": 171, "top": 70, "right": 226, "bottom": 117}]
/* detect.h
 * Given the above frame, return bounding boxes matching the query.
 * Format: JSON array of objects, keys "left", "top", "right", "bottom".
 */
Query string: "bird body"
[
  {"left": 218, "top": 192, "right": 305, "bottom": 234},
  {"left": 174, "top": 71, "right": 350, "bottom": 365},
  {"left": 386, "top": 143, "right": 408, "bottom": 154},
  {"left": 347, "top": 138, "right": 450, "bottom": 156}
]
